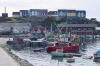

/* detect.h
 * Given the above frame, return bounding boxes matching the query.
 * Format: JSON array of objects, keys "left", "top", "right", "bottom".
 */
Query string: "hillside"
[{"left": 0, "top": 16, "right": 99, "bottom": 27}]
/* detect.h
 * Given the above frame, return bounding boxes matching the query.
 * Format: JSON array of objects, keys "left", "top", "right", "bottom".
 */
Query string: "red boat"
[{"left": 46, "top": 41, "right": 80, "bottom": 53}]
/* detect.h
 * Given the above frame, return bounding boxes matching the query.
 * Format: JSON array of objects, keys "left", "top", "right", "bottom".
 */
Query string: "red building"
[{"left": 57, "top": 24, "right": 97, "bottom": 35}]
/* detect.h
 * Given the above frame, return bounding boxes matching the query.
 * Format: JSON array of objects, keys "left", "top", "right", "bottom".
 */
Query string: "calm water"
[{"left": 12, "top": 40, "right": 100, "bottom": 66}]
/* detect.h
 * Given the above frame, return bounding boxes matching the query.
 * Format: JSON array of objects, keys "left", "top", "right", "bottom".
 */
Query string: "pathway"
[{"left": 0, "top": 38, "right": 20, "bottom": 66}]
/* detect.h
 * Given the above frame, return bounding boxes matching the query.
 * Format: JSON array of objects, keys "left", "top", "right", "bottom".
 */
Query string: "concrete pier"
[{"left": 0, "top": 38, "right": 20, "bottom": 66}]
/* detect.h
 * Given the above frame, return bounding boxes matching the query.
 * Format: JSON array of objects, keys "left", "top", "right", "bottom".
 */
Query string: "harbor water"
[{"left": 11, "top": 39, "right": 100, "bottom": 66}]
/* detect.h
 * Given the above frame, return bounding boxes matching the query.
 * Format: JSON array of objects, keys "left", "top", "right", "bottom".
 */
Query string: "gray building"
[{"left": 20, "top": 10, "right": 29, "bottom": 17}]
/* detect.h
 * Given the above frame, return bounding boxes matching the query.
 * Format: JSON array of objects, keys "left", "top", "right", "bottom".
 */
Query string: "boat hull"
[{"left": 46, "top": 45, "right": 79, "bottom": 53}]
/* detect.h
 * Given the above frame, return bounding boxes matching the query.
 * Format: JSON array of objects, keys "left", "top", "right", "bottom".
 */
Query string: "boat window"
[{"left": 55, "top": 42, "right": 68, "bottom": 47}]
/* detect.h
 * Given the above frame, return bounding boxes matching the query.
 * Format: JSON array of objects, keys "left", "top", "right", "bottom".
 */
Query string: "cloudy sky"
[{"left": 0, "top": 0, "right": 100, "bottom": 20}]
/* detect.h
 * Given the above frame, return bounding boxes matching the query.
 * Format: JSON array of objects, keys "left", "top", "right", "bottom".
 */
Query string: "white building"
[
  {"left": 0, "top": 23, "right": 31, "bottom": 33},
  {"left": 29, "top": 9, "right": 48, "bottom": 17}
]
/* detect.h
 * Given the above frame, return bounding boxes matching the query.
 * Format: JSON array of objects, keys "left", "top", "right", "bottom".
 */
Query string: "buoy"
[
  {"left": 88, "top": 56, "right": 93, "bottom": 59},
  {"left": 83, "top": 56, "right": 93, "bottom": 59}
]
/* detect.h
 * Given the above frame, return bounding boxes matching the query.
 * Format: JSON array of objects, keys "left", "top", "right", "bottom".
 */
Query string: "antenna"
[{"left": 5, "top": 6, "right": 6, "bottom": 13}]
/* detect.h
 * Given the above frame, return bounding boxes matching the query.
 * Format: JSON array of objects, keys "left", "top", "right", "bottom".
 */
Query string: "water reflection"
[
  {"left": 11, "top": 39, "right": 100, "bottom": 66},
  {"left": 51, "top": 56, "right": 63, "bottom": 62}
]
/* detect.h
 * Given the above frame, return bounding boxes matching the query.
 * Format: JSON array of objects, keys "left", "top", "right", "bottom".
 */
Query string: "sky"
[{"left": 0, "top": 0, "right": 100, "bottom": 20}]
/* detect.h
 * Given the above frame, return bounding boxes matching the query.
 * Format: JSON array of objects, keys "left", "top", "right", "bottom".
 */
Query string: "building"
[
  {"left": 48, "top": 11, "right": 58, "bottom": 16},
  {"left": 2, "top": 13, "right": 8, "bottom": 18},
  {"left": 0, "top": 23, "right": 31, "bottom": 34},
  {"left": 58, "top": 10, "right": 76, "bottom": 17},
  {"left": 76, "top": 11, "right": 86, "bottom": 18},
  {"left": 29, "top": 9, "right": 48, "bottom": 17},
  {"left": 57, "top": 24, "right": 97, "bottom": 36},
  {"left": 20, "top": 10, "right": 29, "bottom": 17},
  {"left": 58, "top": 9, "right": 86, "bottom": 18},
  {"left": 12, "top": 12, "right": 20, "bottom": 17}
]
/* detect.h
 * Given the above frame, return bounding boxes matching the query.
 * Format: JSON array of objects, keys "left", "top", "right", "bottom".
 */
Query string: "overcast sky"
[{"left": 0, "top": 0, "right": 100, "bottom": 20}]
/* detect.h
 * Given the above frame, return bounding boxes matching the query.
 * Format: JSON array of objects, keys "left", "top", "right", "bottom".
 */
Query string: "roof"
[
  {"left": 48, "top": 11, "right": 57, "bottom": 15},
  {"left": 20, "top": 10, "right": 28, "bottom": 12},
  {"left": 58, "top": 9, "right": 76, "bottom": 12},
  {"left": 58, "top": 9, "right": 86, "bottom": 13},
  {"left": 0, "top": 23, "right": 31, "bottom": 28},
  {"left": 58, "top": 24, "right": 97, "bottom": 27},
  {"left": 13, "top": 12, "right": 20, "bottom": 15},
  {"left": 30, "top": 9, "right": 48, "bottom": 12}
]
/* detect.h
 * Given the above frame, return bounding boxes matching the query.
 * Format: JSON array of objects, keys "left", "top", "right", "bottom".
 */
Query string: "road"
[{"left": 0, "top": 38, "right": 20, "bottom": 66}]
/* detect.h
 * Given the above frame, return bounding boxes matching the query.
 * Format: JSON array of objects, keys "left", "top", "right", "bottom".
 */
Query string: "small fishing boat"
[
  {"left": 33, "top": 48, "right": 46, "bottom": 52},
  {"left": 66, "top": 58, "right": 75, "bottom": 63},
  {"left": 46, "top": 22, "right": 81, "bottom": 53}
]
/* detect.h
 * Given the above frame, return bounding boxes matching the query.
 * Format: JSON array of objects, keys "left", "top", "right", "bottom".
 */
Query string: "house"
[
  {"left": 20, "top": 10, "right": 29, "bottom": 17},
  {"left": 12, "top": 12, "right": 20, "bottom": 17},
  {"left": 48, "top": 11, "right": 58, "bottom": 16},
  {"left": 2, "top": 13, "right": 8, "bottom": 18},
  {"left": 76, "top": 10, "right": 86, "bottom": 18},
  {"left": 29, "top": 9, "right": 48, "bottom": 17},
  {"left": 58, "top": 9, "right": 86, "bottom": 18}
]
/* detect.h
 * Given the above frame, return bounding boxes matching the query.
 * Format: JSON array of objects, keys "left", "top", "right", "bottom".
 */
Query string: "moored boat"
[
  {"left": 46, "top": 41, "right": 80, "bottom": 53},
  {"left": 93, "top": 50, "right": 100, "bottom": 62},
  {"left": 66, "top": 58, "right": 75, "bottom": 63},
  {"left": 94, "top": 50, "right": 100, "bottom": 59}
]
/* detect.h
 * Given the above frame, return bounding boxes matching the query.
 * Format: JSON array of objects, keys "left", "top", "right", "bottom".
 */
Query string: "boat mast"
[
  {"left": 53, "top": 22, "right": 63, "bottom": 41},
  {"left": 51, "top": 23, "right": 52, "bottom": 32},
  {"left": 65, "top": 21, "right": 68, "bottom": 41}
]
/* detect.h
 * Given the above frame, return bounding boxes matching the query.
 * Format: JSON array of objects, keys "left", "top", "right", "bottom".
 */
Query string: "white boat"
[
  {"left": 94, "top": 50, "right": 100, "bottom": 58},
  {"left": 93, "top": 50, "right": 100, "bottom": 62},
  {"left": 66, "top": 58, "right": 75, "bottom": 63},
  {"left": 51, "top": 49, "right": 81, "bottom": 57}
]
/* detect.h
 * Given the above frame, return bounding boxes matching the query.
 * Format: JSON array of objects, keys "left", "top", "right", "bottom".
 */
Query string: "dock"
[{"left": 0, "top": 38, "right": 20, "bottom": 66}]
